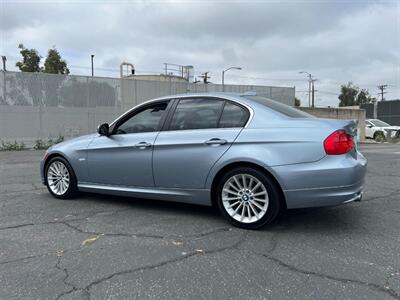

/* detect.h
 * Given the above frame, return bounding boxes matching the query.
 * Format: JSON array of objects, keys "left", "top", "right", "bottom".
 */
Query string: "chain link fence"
[{"left": 0, "top": 71, "right": 295, "bottom": 145}]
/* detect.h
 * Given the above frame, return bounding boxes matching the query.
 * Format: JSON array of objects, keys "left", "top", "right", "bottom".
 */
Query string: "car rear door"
[{"left": 153, "top": 97, "right": 249, "bottom": 189}]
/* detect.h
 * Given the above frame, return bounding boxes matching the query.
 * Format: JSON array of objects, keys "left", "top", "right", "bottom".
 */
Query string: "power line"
[
  {"left": 318, "top": 90, "right": 339, "bottom": 95},
  {"left": 227, "top": 74, "right": 308, "bottom": 82}
]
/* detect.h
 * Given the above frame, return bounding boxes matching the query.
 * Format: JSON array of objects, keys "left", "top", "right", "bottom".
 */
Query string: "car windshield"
[
  {"left": 370, "top": 119, "right": 390, "bottom": 127},
  {"left": 247, "top": 96, "right": 314, "bottom": 118}
]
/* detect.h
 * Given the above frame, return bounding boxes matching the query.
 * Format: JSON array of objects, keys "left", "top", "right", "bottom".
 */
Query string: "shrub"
[
  {"left": 33, "top": 135, "right": 65, "bottom": 150},
  {"left": 0, "top": 140, "right": 26, "bottom": 151}
]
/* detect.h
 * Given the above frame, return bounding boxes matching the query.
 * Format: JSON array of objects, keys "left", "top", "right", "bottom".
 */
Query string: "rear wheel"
[
  {"left": 373, "top": 131, "right": 385, "bottom": 142},
  {"left": 216, "top": 167, "right": 281, "bottom": 229},
  {"left": 45, "top": 157, "right": 78, "bottom": 199}
]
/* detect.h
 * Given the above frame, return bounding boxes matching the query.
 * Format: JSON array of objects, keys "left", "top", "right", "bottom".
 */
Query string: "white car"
[{"left": 365, "top": 119, "right": 400, "bottom": 140}]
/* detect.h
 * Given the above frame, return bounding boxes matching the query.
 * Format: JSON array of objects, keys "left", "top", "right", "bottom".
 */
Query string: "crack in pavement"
[
  {"left": 59, "top": 221, "right": 166, "bottom": 240},
  {"left": 0, "top": 208, "right": 130, "bottom": 231},
  {"left": 363, "top": 189, "right": 400, "bottom": 203},
  {"left": 53, "top": 232, "right": 247, "bottom": 299},
  {"left": 0, "top": 253, "right": 50, "bottom": 265},
  {"left": 0, "top": 223, "right": 35, "bottom": 230},
  {"left": 83, "top": 233, "right": 247, "bottom": 299},
  {"left": 256, "top": 252, "right": 400, "bottom": 300},
  {"left": 54, "top": 255, "right": 81, "bottom": 300},
  {"left": 60, "top": 220, "right": 236, "bottom": 241}
]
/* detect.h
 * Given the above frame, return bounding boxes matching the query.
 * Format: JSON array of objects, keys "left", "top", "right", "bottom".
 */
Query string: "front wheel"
[
  {"left": 216, "top": 167, "right": 282, "bottom": 229},
  {"left": 45, "top": 157, "right": 78, "bottom": 199}
]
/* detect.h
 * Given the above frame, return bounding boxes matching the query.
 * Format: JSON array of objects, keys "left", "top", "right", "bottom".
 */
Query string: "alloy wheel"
[
  {"left": 47, "top": 161, "right": 70, "bottom": 195},
  {"left": 222, "top": 174, "right": 269, "bottom": 224}
]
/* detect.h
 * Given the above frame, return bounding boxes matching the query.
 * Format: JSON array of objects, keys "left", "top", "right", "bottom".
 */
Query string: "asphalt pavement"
[{"left": 0, "top": 144, "right": 399, "bottom": 300}]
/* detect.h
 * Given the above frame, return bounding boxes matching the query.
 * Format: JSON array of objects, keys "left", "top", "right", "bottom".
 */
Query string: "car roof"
[{"left": 150, "top": 92, "right": 256, "bottom": 106}]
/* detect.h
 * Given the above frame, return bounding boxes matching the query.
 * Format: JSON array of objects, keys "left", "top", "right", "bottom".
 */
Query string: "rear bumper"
[
  {"left": 271, "top": 151, "right": 367, "bottom": 209},
  {"left": 282, "top": 180, "right": 364, "bottom": 209}
]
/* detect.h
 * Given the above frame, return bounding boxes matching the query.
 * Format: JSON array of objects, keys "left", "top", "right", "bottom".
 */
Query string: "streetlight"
[
  {"left": 222, "top": 66, "right": 242, "bottom": 92},
  {"left": 91, "top": 54, "right": 95, "bottom": 77},
  {"left": 299, "top": 71, "right": 316, "bottom": 107}
]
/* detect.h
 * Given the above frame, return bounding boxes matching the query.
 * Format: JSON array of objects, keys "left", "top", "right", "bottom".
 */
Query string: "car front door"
[
  {"left": 153, "top": 98, "right": 250, "bottom": 189},
  {"left": 86, "top": 100, "right": 170, "bottom": 187},
  {"left": 365, "top": 121, "right": 373, "bottom": 138}
]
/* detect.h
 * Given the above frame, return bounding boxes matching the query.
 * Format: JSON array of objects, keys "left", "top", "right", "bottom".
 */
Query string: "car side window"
[
  {"left": 169, "top": 98, "right": 224, "bottom": 131},
  {"left": 114, "top": 102, "right": 168, "bottom": 134},
  {"left": 219, "top": 102, "right": 249, "bottom": 128}
]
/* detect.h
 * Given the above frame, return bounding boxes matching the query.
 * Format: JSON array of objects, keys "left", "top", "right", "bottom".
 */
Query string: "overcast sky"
[{"left": 1, "top": 0, "right": 399, "bottom": 106}]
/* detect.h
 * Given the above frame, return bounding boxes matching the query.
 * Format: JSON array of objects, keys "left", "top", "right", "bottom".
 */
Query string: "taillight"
[{"left": 324, "top": 130, "right": 354, "bottom": 155}]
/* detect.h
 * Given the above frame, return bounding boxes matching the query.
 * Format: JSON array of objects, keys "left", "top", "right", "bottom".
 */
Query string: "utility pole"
[
  {"left": 377, "top": 84, "right": 387, "bottom": 101},
  {"left": 1, "top": 56, "right": 6, "bottom": 105},
  {"left": 91, "top": 54, "right": 95, "bottom": 77},
  {"left": 200, "top": 72, "right": 210, "bottom": 84},
  {"left": 311, "top": 79, "right": 316, "bottom": 108},
  {"left": 307, "top": 77, "right": 311, "bottom": 107},
  {"left": 299, "top": 71, "right": 317, "bottom": 107},
  {"left": 1, "top": 56, "right": 6, "bottom": 71}
]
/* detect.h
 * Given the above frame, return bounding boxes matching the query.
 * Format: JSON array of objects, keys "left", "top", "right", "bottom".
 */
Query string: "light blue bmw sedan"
[{"left": 40, "top": 92, "right": 367, "bottom": 229}]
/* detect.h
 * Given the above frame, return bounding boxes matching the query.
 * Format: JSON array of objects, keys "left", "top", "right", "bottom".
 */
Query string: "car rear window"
[
  {"left": 247, "top": 96, "right": 314, "bottom": 118},
  {"left": 219, "top": 102, "right": 249, "bottom": 128}
]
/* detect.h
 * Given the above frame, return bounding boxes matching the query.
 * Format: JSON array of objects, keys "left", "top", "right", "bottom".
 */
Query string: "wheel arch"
[
  {"left": 43, "top": 152, "right": 72, "bottom": 178},
  {"left": 373, "top": 131, "right": 386, "bottom": 140},
  {"left": 210, "top": 161, "right": 287, "bottom": 209}
]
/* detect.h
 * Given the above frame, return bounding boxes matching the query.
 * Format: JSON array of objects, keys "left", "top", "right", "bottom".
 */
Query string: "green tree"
[
  {"left": 294, "top": 97, "right": 301, "bottom": 107},
  {"left": 338, "top": 82, "right": 358, "bottom": 107},
  {"left": 15, "top": 44, "right": 42, "bottom": 72},
  {"left": 338, "top": 82, "right": 374, "bottom": 107},
  {"left": 356, "top": 88, "right": 375, "bottom": 105},
  {"left": 43, "top": 47, "right": 70, "bottom": 74}
]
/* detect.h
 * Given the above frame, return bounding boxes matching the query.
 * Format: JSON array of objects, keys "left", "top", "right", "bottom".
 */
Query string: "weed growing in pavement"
[
  {"left": 33, "top": 135, "right": 65, "bottom": 150},
  {"left": 0, "top": 140, "right": 26, "bottom": 151}
]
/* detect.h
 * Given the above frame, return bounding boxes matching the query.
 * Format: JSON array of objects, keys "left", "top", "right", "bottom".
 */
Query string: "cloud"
[{"left": 1, "top": 0, "right": 399, "bottom": 106}]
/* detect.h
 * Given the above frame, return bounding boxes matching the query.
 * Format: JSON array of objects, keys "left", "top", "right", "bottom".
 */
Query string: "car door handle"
[
  {"left": 134, "top": 142, "right": 152, "bottom": 149},
  {"left": 204, "top": 138, "right": 228, "bottom": 146}
]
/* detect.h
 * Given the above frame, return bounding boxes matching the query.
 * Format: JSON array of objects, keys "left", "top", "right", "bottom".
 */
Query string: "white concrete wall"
[{"left": 299, "top": 107, "right": 366, "bottom": 141}]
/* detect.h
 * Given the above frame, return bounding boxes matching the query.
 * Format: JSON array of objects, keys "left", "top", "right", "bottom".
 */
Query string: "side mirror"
[
  {"left": 97, "top": 123, "right": 110, "bottom": 136},
  {"left": 366, "top": 124, "right": 372, "bottom": 128}
]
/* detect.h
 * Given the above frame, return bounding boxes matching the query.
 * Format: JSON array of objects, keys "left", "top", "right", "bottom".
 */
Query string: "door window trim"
[
  {"left": 162, "top": 97, "right": 250, "bottom": 132},
  {"left": 110, "top": 99, "right": 173, "bottom": 135}
]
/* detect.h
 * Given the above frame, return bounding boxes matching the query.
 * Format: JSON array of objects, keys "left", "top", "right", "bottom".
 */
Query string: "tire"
[
  {"left": 373, "top": 131, "right": 385, "bottom": 142},
  {"left": 45, "top": 156, "right": 78, "bottom": 199},
  {"left": 216, "top": 167, "right": 282, "bottom": 229}
]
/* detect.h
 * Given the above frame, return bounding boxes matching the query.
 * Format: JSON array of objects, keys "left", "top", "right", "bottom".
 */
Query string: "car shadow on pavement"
[
  {"left": 271, "top": 205, "right": 364, "bottom": 234},
  {"left": 75, "top": 192, "right": 363, "bottom": 234},
  {"left": 78, "top": 192, "right": 221, "bottom": 218}
]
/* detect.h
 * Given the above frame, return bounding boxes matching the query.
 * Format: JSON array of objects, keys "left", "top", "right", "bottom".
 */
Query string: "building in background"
[{"left": 120, "top": 62, "right": 193, "bottom": 83}]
